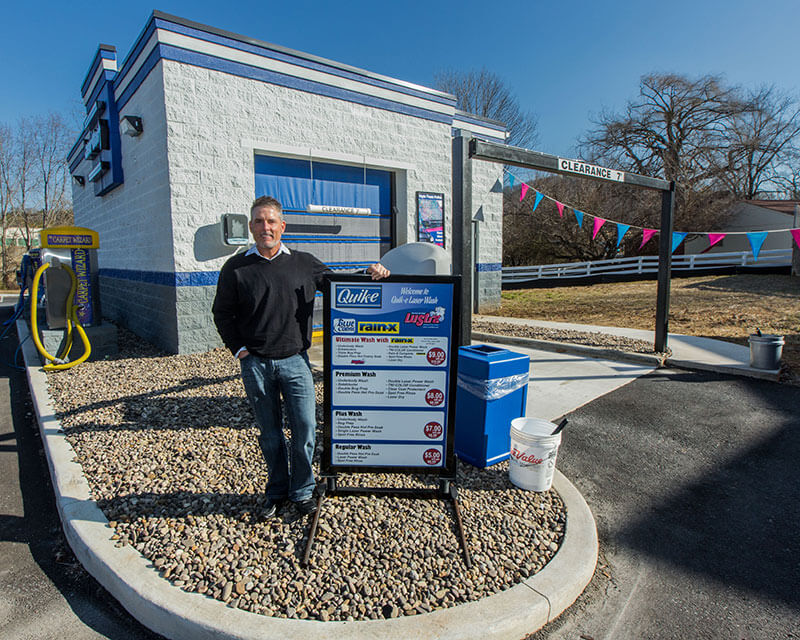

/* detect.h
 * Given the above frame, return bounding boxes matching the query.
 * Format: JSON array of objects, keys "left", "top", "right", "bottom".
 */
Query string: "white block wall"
[
  {"left": 160, "top": 60, "right": 455, "bottom": 276},
  {"left": 73, "top": 62, "right": 174, "bottom": 273},
  {"left": 72, "top": 42, "right": 504, "bottom": 353}
]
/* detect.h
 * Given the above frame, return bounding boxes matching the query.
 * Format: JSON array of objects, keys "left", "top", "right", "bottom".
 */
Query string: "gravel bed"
[
  {"left": 46, "top": 329, "right": 565, "bottom": 622},
  {"left": 474, "top": 319, "right": 671, "bottom": 356}
]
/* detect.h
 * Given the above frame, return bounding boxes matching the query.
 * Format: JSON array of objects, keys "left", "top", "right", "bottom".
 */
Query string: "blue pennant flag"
[
  {"left": 532, "top": 192, "right": 544, "bottom": 212},
  {"left": 747, "top": 231, "right": 769, "bottom": 261},
  {"left": 616, "top": 223, "right": 631, "bottom": 249},
  {"left": 574, "top": 209, "right": 584, "bottom": 228},
  {"left": 671, "top": 232, "right": 688, "bottom": 254},
  {"left": 508, "top": 174, "right": 515, "bottom": 190}
]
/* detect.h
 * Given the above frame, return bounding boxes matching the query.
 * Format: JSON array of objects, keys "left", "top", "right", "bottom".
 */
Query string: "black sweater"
[{"left": 212, "top": 250, "right": 331, "bottom": 359}]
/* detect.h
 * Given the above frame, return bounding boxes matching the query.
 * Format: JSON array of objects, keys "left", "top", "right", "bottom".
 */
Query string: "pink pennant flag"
[
  {"left": 639, "top": 228, "right": 658, "bottom": 250},
  {"left": 707, "top": 233, "right": 726, "bottom": 249},
  {"left": 791, "top": 229, "right": 800, "bottom": 250},
  {"left": 556, "top": 201, "right": 564, "bottom": 217},
  {"left": 520, "top": 184, "right": 529, "bottom": 201},
  {"left": 592, "top": 217, "right": 606, "bottom": 240}
]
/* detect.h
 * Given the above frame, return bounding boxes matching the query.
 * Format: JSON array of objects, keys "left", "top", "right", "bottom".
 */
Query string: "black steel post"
[
  {"left": 452, "top": 134, "right": 473, "bottom": 345},
  {"left": 655, "top": 183, "right": 676, "bottom": 352}
]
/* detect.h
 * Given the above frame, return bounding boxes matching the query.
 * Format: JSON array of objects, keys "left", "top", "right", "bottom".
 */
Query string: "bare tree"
[
  {"left": 32, "top": 112, "right": 72, "bottom": 229},
  {"left": 14, "top": 118, "right": 39, "bottom": 249},
  {"left": 712, "top": 86, "right": 800, "bottom": 199},
  {"left": 0, "top": 123, "right": 14, "bottom": 286},
  {"left": 578, "top": 73, "right": 749, "bottom": 231},
  {"left": 0, "top": 113, "right": 74, "bottom": 287},
  {"left": 434, "top": 68, "right": 538, "bottom": 148}
]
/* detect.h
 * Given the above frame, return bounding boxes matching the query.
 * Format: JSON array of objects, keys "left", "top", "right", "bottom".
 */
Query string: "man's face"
[{"left": 249, "top": 205, "right": 286, "bottom": 256}]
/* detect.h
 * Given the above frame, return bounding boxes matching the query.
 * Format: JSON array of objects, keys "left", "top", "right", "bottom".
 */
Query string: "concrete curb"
[
  {"left": 18, "top": 317, "right": 597, "bottom": 640},
  {"left": 472, "top": 330, "right": 782, "bottom": 381},
  {"left": 663, "top": 356, "right": 780, "bottom": 381},
  {"left": 472, "top": 331, "right": 667, "bottom": 368}
]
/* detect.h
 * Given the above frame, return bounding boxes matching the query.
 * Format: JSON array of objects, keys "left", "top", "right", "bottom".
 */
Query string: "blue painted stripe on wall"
[
  {"left": 69, "top": 152, "right": 83, "bottom": 174},
  {"left": 81, "top": 46, "right": 117, "bottom": 96},
  {"left": 156, "top": 20, "right": 455, "bottom": 108},
  {"left": 118, "top": 44, "right": 452, "bottom": 126},
  {"left": 476, "top": 263, "right": 502, "bottom": 272},
  {"left": 450, "top": 127, "right": 506, "bottom": 145},
  {"left": 102, "top": 268, "right": 220, "bottom": 287},
  {"left": 454, "top": 112, "right": 505, "bottom": 131},
  {"left": 102, "top": 268, "right": 176, "bottom": 286},
  {"left": 84, "top": 70, "right": 117, "bottom": 112},
  {"left": 115, "top": 19, "right": 158, "bottom": 91},
  {"left": 116, "top": 45, "right": 163, "bottom": 111},
  {"left": 163, "top": 45, "right": 453, "bottom": 125}
]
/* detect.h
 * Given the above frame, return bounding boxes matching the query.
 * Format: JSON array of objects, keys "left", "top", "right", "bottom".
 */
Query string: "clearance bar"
[
  {"left": 558, "top": 158, "right": 624, "bottom": 183},
  {"left": 469, "top": 139, "right": 671, "bottom": 191}
]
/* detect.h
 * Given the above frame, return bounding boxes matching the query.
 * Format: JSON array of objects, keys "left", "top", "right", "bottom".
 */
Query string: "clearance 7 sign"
[{"left": 322, "top": 275, "right": 460, "bottom": 477}]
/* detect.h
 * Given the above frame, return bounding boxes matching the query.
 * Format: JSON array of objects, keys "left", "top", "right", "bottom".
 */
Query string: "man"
[{"left": 212, "top": 196, "right": 389, "bottom": 518}]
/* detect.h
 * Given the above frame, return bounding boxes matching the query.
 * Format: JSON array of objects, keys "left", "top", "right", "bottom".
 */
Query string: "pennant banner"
[
  {"left": 592, "top": 217, "right": 606, "bottom": 240},
  {"left": 640, "top": 228, "right": 658, "bottom": 250},
  {"left": 671, "top": 232, "right": 688, "bottom": 254},
  {"left": 707, "top": 233, "right": 726, "bottom": 249},
  {"left": 616, "top": 223, "right": 631, "bottom": 249},
  {"left": 747, "top": 231, "right": 768, "bottom": 261},
  {"left": 503, "top": 169, "right": 800, "bottom": 256}
]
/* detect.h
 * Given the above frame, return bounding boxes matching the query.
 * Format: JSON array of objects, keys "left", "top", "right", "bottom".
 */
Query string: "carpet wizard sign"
[{"left": 322, "top": 275, "right": 460, "bottom": 476}]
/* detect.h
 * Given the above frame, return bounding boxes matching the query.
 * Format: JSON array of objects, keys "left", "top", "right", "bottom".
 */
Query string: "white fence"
[{"left": 502, "top": 249, "right": 793, "bottom": 285}]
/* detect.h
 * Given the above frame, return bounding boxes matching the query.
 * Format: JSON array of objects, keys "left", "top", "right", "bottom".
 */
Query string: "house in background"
[{"left": 685, "top": 200, "right": 799, "bottom": 255}]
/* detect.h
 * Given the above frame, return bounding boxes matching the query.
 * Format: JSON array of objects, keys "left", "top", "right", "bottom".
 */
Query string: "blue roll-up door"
[
  {"left": 254, "top": 155, "right": 392, "bottom": 271},
  {"left": 254, "top": 155, "right": 394, "bottom": 337}
]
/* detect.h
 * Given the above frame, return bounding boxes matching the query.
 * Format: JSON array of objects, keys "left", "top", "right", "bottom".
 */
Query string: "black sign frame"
[{"left": 321, "top": 274, "right": 461, "bottom": 479}]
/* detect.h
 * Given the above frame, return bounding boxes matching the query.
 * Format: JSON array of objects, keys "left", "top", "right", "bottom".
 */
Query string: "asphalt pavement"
[
  {"left": 0, "top": 301, "right": 162, "bottom": 639},
  {"left": 528, "top": 368, "right": 800, "bottom": 640},
  {"left": 4, "top": 297, "right": 799, "bottom": 639}
]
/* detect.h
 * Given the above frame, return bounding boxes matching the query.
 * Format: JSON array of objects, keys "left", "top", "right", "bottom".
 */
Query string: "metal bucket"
[{"left": 748, "top": 334, "right": 784, "bottom": 370}]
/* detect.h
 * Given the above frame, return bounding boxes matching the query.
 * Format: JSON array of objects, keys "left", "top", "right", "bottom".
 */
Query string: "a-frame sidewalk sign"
[{"left": 302, "top": 274, "right": 471, "bottom": 567}]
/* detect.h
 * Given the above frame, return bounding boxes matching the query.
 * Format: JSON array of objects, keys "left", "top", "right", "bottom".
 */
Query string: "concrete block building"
[{"left": 68, "top": 11, "right": 505, "bottom": 353}]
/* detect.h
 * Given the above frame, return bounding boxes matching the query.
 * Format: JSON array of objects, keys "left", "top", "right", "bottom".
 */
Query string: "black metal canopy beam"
[
  {"left": 467, "top": 137, "right": 676, "bottom": 353},
  {"left": 469, "top": 139, "right": 671, "bottom": 192}
]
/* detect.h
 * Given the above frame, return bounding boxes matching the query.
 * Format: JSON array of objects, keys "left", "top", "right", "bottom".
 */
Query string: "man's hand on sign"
[{"left": 367, "top": 263, "right": 390, "bottom": 280}]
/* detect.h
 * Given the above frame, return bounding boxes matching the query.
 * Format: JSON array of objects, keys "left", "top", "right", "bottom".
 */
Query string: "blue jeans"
[{"left": 239, "top": 351, "right": 316, "bottom": 502}]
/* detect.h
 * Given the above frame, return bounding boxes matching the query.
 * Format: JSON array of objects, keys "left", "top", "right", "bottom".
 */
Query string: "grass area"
[{"left": 491, "top": 274, "right": 800, "bottom": 382}]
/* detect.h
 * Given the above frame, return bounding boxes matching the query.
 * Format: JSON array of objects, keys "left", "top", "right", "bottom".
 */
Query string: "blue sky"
[{"left": 2, "top": 0, "right": 799, "bottom": 157}]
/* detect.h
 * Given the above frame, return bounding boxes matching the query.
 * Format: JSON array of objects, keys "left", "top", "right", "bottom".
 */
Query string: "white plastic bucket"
[{"left": 509, "top": 418, "right": 562, "bottom": 491}]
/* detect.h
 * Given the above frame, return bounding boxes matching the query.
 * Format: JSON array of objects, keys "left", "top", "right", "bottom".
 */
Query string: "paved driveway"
[
  {"left": 530, "top": 368, "right": 800, "bottom": 640},
  {"left": 0, "top": 303, "right": 162, "bottom": 639}
]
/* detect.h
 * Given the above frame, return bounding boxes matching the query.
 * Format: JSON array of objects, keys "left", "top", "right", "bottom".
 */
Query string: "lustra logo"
[{"left": 335, "top": 285, "right": 382, "bottom": 308}]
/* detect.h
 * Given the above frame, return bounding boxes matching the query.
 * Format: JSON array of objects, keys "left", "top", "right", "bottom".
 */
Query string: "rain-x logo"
[
  {"left": 335, "top": 285, "right": 382, "bottom": 308},
  {"left": 358, "top": 321, "right": 399, "bottom": 334}
]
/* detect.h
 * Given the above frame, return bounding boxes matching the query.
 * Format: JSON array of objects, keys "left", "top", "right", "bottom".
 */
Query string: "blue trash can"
[{"left": 454, "top": 344, "right": 530, "bottom": 468}]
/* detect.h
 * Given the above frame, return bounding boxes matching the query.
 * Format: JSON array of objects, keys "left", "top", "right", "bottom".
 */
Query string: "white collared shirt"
[{"left": 245, "top": 242, "right": 291, "bottom": 260}]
